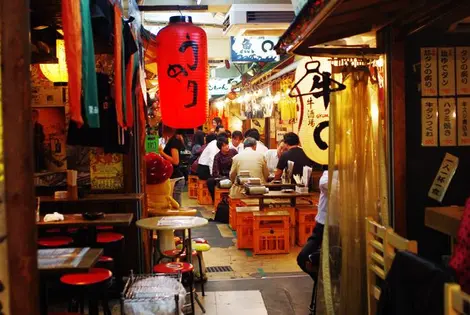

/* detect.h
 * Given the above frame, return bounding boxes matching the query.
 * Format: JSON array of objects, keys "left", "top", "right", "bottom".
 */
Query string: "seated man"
[
  {"left": 229, "top": 130, "right": 244, "bottom": 153},
  {"left": 207, "top": 137, "right": 238, "bottom": 201},
  {"left": 265, "top": 140, "right": 286, "bottom": 177},
  {"left": 297, "top": 169, "right": 328, "bottom": 279},
  {"left": 244, "top": 128, "right": 268, "bottom": 153},
  {"left": 229, "top": 137, "right": 269, "bottom": 198}
]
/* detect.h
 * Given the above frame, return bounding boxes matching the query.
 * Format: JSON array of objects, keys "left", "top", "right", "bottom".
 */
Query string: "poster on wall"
[
  {"left": 230, "top": 37, "right": 280, "bottom": 62},
  {"left": 438, "top": 48, "right": 456, "bottom": 96},
  {"left": 421, "top": 47, "right": 438, "bottom": 97},
  {"left": 456, "top": 47, "right": 470, "bottom": 95},
  {"left": 421, "top": 98, "right": 438, "bottom": 147},
  {"left": 292, "top": 57, "right": 331, "bottom": 165},
  {"left": 428, "top": 152, "right": 459, "bottom": 202},
  {"left": 89, "top": 149, "right": 124, "bottom": 190},
  {"left": 457, "top": 97, "right": 470, "bottom": 146},
  {"left": 438, "top": 98, "right": 457, "bottom": 146}
]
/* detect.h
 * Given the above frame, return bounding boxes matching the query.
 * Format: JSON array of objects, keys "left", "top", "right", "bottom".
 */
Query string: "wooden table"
[
  {"left": 265, "top": 183, "right": 296, "bottom": 191},
  {"left": 38, "top": 193, "right": 144, "bottom": 203},
  {"left": 37, "top": 213, "right": 134, "bottom": 228},
  {"left": 425, "top": 206, "right": 464, "bottom": 238},
  {"left": 242, "top": 191, "right": 314, "bottom": 209},
  {"left": 38, "top": 247, "right": 102, "bottom": 315}
]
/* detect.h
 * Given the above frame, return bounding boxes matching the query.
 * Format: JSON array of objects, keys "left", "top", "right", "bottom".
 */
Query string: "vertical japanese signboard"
[
  {"left": 438, "top": 48, "right": 456, "bottom": 96},
  {"left": 458, "top": 97, "right": 470, "bottom": 146},
  {"left": 456, "top": 47, "right": 470, "bottom": 95},
  {"left": 438, "top": 98, "right": 457, "bottom": 146},
  {"left": 421, "top": 47, "right": 438, "bottom": 96},
  {"left": 428, "top": 153, "right": 459, "bottom": 202},
  {"left": 421, "top": 98, "right": 438, "bottom": 146}
]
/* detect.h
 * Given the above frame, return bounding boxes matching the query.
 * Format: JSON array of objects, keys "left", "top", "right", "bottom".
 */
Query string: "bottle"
[{"left": 36, "top": 197, "right": 40, "bottom": 222}]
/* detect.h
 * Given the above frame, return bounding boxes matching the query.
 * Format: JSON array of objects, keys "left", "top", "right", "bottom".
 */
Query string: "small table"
[
  {"left": 425, "top": 206, "right": 464, "bottom": 238},
  {"left": 38, "top": 193, "right": 144, "bottom": 203},
  {"left": 37, "top": 213, "right": 134, "bottom": 243},
  {"left": 136, "top": 216, "right": 208, "bottom": 268},
  {"left": 38, "top": 247, "right": 103, "bottom": 315},
  {"left": 242, "top": 191, "right": 314, "bottom": 209}
]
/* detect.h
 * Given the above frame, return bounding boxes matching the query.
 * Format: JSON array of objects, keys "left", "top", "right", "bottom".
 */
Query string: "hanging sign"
[
  {"left": 89, "top": 150, "right": 124, "bottom": 190},
  {"left": 293, "top": 57, "right": 332, "bottom": 165},
  {"left": 155, "top": 16, "right": 208, "bottom": 128},
  {"left": 421, "top": 48, "right": 438, "bottom": 96},
  {"left": 456, "top": 47, "right": 470, "bottom": 95},
  {"left": 209, "top": 78, "right": 232, "bottom": 96},
  {"left": 145, "top": 134, "right": 159, "bottom": 153},
  {"left": 439, "top": 98, "right": 457, "bottom": 146},
  {"left": 428, "top": 153, "right": 459, "bottom": 202},
  {"left": 421, "top": 98, "right": 438, "bottom": 147},
  {"left": 438, "top": 48, "right": 456, "bottom": 96},
  {"left": 458, "top": 97, "right": 470, "bottom": 146},
  {"left": 230, "top": 36, "right": 280, "bottom": 62}
]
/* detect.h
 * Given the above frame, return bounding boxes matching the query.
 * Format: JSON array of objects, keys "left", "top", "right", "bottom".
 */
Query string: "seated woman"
[{"left": 207, "top": 137, "right": 238, "bottom": 202}]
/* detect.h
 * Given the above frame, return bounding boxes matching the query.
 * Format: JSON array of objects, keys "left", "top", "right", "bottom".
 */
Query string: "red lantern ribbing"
[{"left": 156, "top": 16, "right": 208, "bottom": 128}]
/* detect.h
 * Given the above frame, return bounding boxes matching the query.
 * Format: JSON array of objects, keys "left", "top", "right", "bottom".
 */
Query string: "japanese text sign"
[
  {"left": 438, "top": 48, "right": 456, "bottom": 96},
  {"left": 421, "top": 48, "right": 438, "bottom": 96},
  {"left": 456, "top": 47, "right": 470, "bottom": 95},
  {"left": 231, "top": 37, "right": 280, "bottom": 62},
  {"left": 428, "top": 153, "right": 459, "bottom": 203},
  {"left": 421, "top": 98, "right": 438, "bottom": 147},
  {"left": 438, "top": 98, "right": 457, "bottom": 146},
  {"left": 458, "top": 97, "right": 470, "bottom": 146}
]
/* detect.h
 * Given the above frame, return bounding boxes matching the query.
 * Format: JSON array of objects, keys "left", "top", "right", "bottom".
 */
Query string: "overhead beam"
[{"left": 138, "top": 5, "right": 209, "bottom": 11}]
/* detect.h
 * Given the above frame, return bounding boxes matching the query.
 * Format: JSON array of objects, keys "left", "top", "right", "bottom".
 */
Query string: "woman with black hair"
[
  {"left": 191, "top": 130, "right": 205, "bottom": 156},
  {"left": 207, "top": 137, "right": 237, "bottom": 201}
]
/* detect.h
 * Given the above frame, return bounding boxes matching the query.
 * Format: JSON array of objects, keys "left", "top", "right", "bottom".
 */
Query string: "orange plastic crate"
[
  {"left": 188, "top": 175, "right": 198, "bottom": 199},
  {"left": 229, "top": 198, "right": 247, "bottom": 230},
  {"left": 236, "top": 207, "right": 259, "bottom": 249},
  {"left": 197, "top": 180, "right": 213, "bottom": 205},
  {"left": 214, "top": 187, "right": 229, "bottom": 206},
  {"left": 296, "top": 206, "right": 318, "bottom": 224},
  {"left": 253, "top": 211, "right": 290, "bottom": 255},
  {"left": 265, "top": 206, "right": 295, "bottom": 227},
  {"left": 296, "top": 222, "right": 317, "bottom": 247}
]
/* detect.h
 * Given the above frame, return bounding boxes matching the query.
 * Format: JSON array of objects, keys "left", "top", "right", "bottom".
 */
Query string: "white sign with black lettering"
[
  {"left": 438, "top": 48, "right": 456, "bottom": 96},
  {"left": 456, "top": 47, "right": 470, "bottom": 95},
  {"left": 421, "top": 48, "right": 438, "bottom": 96}
]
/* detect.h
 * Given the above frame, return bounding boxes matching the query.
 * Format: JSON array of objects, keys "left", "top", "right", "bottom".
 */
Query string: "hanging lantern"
[
  {"left": 227, "top": 91, "right": 237, "bottom": 100},
  {"left": 40, "top": 39, "right": 68, "bottom": 82},
  {"left": 155, "top": 16, "right": 208, "bottom": 128}
]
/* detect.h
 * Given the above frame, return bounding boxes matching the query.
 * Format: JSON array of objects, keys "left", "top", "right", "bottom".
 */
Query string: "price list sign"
[
  {"left": 438, "top": 48, "right": 456, "bottom": 96},
  {"left": 421, "top": 98, "right": 438, "bottom": 147},
  {"left": 421, "top": 48, "right": 438, "bottom": 96},
  {"left": 456, "top": 47, "right": 470, "bottom": 95},
  {"left": 458, "top": 98, "right": 470, "bottom": 146},
  {"left": 428, "top": 153, "right": 459, "bottom": 203},
  {"left": 438, "top": 98, "right": 457, "bottom": 146}
]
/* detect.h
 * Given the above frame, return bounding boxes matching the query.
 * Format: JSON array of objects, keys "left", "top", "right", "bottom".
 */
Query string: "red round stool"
[
  {"left": 153, "top": 262, "right": 194, "bottom": 274},
  {"left": 163, "top": 249, "right": 198, "bottom": 261},
  {"left": 60, "top": 268, "right": 112, "bottom": 315},
  {"left": 38, "top": 236, "right": 73, "bottom": 248},
  {"left": 192, "top": 238, "right": 208, "bottom": 244},
  {"left": 96, "top": 232, "right": 124, "bottom": 244}
]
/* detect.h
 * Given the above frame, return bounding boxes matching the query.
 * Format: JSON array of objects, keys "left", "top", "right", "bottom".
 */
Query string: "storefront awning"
[{"left": 275, "top": 0, "right": 463, "bottom": 56}]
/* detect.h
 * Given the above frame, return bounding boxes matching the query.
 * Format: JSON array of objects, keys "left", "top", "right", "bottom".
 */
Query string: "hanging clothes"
[
  {"left": 62, "top": 0, "right": 83, "bottom": 126},
  {"left": 113, "top": 4, "right": 124, "bottom": 128},
  {"left": 123, "top": 20, "right": 138, "bottom": 128}
]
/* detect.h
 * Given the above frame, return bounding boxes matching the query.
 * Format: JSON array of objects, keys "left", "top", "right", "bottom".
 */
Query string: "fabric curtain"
[
  {"left": 317, "top": 66, "right": 387, "bottom": 315},
  {"left": 113, "top": 5, "right": 124, "bottom": 128}
]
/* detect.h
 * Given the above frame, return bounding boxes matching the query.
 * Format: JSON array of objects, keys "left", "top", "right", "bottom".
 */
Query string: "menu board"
[
  {"left": 438, "top": 48, "right": 456, "bottom": 96},
  {"left": 456, "top": 47, "right": 470, "bottom": 95},
  {"left": 89, "top": 149, "right": 124, "bottom": 190},
  {"left": 428, "top": 153, "right": 459, "bottom": 202},
  {"left": 458, "top": 98, "right": 470, "bottom": 146},
  {"left": 421, "top": 98, "right": 438, "bottom": 147},
  {"left": 421, "top": 48, "right": 438, "bottom": 96},
  {"left": 438, "top": 98, "right": 457, "bottom": 146}
]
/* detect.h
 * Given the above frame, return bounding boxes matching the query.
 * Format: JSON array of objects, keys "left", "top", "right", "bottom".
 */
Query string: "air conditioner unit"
[{"left": 223, "top": 4, "right": 295, "bottom": 37}]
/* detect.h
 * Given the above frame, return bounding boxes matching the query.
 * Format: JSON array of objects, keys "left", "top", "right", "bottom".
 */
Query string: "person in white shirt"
[
  {"left": 244, "top": 128, "right": 268, "bottom": 153},
  {"left": 265, "top": 140, "right": 286, "bottom": 175},
  {"left": 229, "top": 130, "right": 244, "bottom": 153},
  {"left": 297, "top": 168, "right": 329, "bottom": 280}
]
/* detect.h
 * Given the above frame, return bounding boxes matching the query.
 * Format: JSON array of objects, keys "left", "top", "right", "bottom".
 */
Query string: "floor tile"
[{"left": 215, "top": 291, "right": 267, "bottom": 315}]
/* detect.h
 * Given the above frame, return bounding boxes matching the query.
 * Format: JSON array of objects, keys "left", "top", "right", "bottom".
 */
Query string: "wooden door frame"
[{"left": 1, "top": 0, "right": 38, "bottom": 314}]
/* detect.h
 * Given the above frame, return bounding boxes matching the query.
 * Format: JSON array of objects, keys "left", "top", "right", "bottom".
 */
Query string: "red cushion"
[
  {"left": 98, "top": 256, "right": 114, "bottom": 263},
  {"left": 163, "top": 249, "right": 197, "bottom": 258},
  {"left": 153, "top": 262, "right": 194, "bottom": 274},
  {"left": 97, "top": 232, "right": 124, "bottom": 244},
  {"left": 38, "top": 236, "right": 73, "bottom": 247},
  {"left": 60, "top": 268, "right": 112, "bottom": 286},
  {"left": 97, "top": 226, "right": 113, "bottom": 231},
  {"left": 192, "top": 238, "right": 208, "bottom": 244}
]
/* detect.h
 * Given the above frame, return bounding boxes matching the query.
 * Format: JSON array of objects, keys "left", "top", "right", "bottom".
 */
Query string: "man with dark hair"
[
  {"left": 230, "top": 130, "right": 244, "bottom": 153},
  {"left": 229, "top": 137, "right": 269, "bottom": 197},
  {"left": 215, "top": 125, "right": 226, "bottom": 135},
  {"left": 274, "top": 132, "right": 315, "bottom": 181},
  {"left": 243, "top": 128, "right": 268, "bottom": 153},
  {"left": 207, "top": 137, "right": 238, "bottom": 201},
  {"left": 197, "top": 132, "right": 227, "bottom": 179}
]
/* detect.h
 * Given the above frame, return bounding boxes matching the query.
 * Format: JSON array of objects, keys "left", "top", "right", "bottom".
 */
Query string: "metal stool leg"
[
  {"left": 197, "top": 254, "right": 205, "bottom": 296},
  {"left": 309, "top": 273, "right": 319, "bottom": 315}
]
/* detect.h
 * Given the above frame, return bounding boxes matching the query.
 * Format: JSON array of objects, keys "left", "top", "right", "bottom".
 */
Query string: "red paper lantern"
[
  {"left": 145, "top": 153, "right": 173, "bottom": 184},
  {"left": 156, "top": 16, "right": 208, "bottom": 128}
]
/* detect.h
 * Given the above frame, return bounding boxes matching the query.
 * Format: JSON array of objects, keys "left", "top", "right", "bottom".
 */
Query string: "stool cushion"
[
  {"left": 153, "top": 262, "right": 194, "bottom": 274},
  {"left": 38, "top": 236, "right": 73, "bottom": 247},
  {"left": 60, "top": 268, "right": 113, "bottom": 286},
  {"left": 45, "top": 228, "right": 61, "bottom": 233},
  {"left": 176, "top": 242, "right": 211, "bottom": 252},
  {"left": 193, "top": 238, "right": 208, "bottom": 244},
  {"left": 97, "top": 226, "right": 113, "bottom": 231},
  {"left": 163, "top": 249, "right": 197, "bottom": 258},
  {"left": 97, "top": 232, "right": 124, "bottom": 244},
  {"left": 98, "top": 256, "right": 114, "bottom": 263}
]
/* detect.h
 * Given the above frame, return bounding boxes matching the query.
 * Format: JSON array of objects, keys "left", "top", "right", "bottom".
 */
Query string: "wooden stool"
[
  {"left": 188, "top": 175, "right": 198, "bottom": 199},
  {"left": 253, "top": 211, "right": 290, "bottom": 255},
  {"left": 197, "top": 180, "right": 212, "bottom": 205},
  {"left": 214, "top": 187, "right": 229, "bottom": 206}
]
